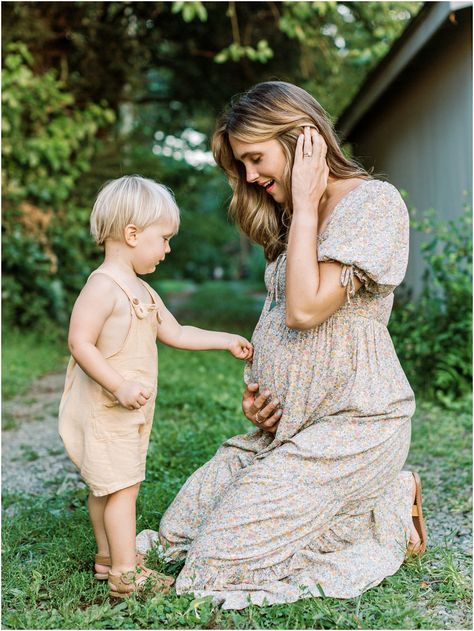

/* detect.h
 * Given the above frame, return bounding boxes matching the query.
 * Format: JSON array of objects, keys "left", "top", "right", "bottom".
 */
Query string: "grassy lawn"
[
  {"left": 2, "top": 328, "right": 68, "bottom": 401},
  {"left": 2, "top": 334, "right": 472, "bottom": 629}
]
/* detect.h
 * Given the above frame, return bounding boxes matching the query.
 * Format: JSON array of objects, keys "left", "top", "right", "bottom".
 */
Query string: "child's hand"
[
  {"left": 227, "top": 335, "right": 253, "bottom": 360},
  {"left": 112, "top": 379, "right": 151, "bottom": 410}
]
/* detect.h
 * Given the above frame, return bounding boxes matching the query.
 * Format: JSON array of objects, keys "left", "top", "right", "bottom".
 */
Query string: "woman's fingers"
[
  {"left": 262, "top": 409, "right": 282, "bottom": 429},
  {"left": 241, "top": 384, "right": 282, "bottom": 431},
  {"left": 259, "top": 397, "right": 280, "bottom": 419},
  {"left": 242, "top": 383, "right": 259, "bottom": 403},
  {"left": 295, "top": 132, "right": 304, "bottom": 163},
  {"left": 252, "top": 389, "right": 272, "bottom": 412},
  {"left": 242, "top": 383, "right": 260, "bottom": 417},
  {"left": 311, "top": 128, "right": 326, "bottom": 158},
  {"left": 304, "top": 125, "right": 313, "bottom": 157}
]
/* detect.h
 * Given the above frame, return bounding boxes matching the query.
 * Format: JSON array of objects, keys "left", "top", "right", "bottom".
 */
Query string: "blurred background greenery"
[{"left": 2, "top": 1, "right": 471, "bottom": 404}]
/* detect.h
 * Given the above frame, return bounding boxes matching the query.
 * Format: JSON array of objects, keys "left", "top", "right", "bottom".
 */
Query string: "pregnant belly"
[{"left": 245, "top": 307, "right": 326, "bottom": 404}]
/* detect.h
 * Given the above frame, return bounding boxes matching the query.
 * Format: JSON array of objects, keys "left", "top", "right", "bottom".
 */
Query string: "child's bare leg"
[
  {"left": 88, "top": 493, "right": 110, "bottom": 573},
  {"left": 104, "top": 482, "right": 141, "bottom": 574}
]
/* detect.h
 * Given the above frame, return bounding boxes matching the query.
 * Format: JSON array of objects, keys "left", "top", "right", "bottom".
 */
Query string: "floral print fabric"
[{"left": 137, "top": 179, "right": 416, "bottom": 610}]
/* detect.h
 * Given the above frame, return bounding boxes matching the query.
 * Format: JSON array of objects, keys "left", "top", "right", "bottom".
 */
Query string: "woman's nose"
[{"left": 246, "top": 167, "right": 259, "bottom": 183}]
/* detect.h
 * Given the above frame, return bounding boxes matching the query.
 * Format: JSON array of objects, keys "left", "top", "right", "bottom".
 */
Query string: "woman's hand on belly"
[{"left": 242, "top": 383, "right": 282, "bottom": 433}]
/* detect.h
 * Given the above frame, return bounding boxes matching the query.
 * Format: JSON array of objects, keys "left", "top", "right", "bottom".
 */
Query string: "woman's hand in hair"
[
  {"left": 242, "top": 383, "right": 282, "bottom": 433},
  {"left": 291, "top": 126, "right": 329, "bottom": 216}
]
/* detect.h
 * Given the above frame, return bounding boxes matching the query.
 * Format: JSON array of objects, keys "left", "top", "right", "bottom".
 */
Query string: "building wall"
[{"left": 346, "top": 11, "right": 472, "bottom": 294}]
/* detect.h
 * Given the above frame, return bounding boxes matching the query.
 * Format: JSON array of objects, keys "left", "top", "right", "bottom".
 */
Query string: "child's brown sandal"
[
  {"left": 94, "top": 552, "right": 146, "bottom": 580},
  {"left": 406, "top": 471, "right": 428, "bottom": 558},
  {"left": 108, "top": 566, "right": 174, "bottom": 599}
]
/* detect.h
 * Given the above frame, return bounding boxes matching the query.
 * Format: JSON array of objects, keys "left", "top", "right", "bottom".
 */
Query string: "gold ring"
[{"left": 255, "top": 410, "right": 262, "bottom": 423}]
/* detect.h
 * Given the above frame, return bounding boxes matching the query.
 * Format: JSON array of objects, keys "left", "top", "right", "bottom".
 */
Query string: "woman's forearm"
[{"left": 285, "top": 211, "right": 321, "bottom": 328}]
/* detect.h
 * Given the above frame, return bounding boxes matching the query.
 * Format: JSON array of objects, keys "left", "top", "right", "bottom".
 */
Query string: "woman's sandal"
[
  {"left": 108, "top": 566, "right": 175, "bottom": 599},
  {"left": 94, "top": 552, "right": 146, "bottom": 580},
  {"left": 406, "top": 471, "right": 427, "bottom": 557}
]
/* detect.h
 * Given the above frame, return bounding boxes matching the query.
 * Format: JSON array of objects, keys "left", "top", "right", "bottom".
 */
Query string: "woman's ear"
[{"left": 124, "top": 224, "right": 139, "bottom": 247}]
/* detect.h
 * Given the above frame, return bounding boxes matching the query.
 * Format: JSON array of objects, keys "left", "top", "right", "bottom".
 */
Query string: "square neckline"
[
  {"left": 267, "top": 179, "right": 380, "bottom": 271},
  {"left": 317, "top": 178, "right": 377, "bottom": 242}
]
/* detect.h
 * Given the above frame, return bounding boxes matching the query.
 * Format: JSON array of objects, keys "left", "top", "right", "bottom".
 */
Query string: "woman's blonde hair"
[
  {"left": 212, "top": 81, "right": 371, "bottom": 261},
  {"left": 90, "top": 175, "right": 180, "bottom": 245}
]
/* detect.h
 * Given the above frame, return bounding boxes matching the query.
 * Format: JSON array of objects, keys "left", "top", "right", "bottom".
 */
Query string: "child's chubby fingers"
[
  {"left": 136, "top": 393, "right": 149, "bottom": 407},
  {"left": 235, "top": 341, "right": 253, "bottom": 360}
]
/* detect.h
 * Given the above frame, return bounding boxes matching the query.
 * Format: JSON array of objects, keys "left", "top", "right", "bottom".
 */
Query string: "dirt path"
[{"left": 2, "top": 373, "right": 82, "bottom": 497}]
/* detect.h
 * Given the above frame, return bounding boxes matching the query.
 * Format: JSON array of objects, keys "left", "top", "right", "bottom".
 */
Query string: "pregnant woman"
[{"left": 137, "top": 81, "right": 427, "bottom": 609}]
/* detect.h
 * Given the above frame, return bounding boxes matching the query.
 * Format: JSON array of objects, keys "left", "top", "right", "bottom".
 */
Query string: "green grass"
[
  {"left": 2, "top": 328, "right": 68, "bottom": 400},
  {"left": 2, "top": 338, "right": 472, "bottom": 629}
]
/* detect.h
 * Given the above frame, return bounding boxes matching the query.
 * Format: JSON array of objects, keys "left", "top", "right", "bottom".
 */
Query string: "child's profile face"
[{"left": 132, "top": 219, "right": 176, "bottom": 274}]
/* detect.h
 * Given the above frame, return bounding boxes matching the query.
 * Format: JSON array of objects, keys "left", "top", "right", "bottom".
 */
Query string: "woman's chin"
[
  {"left": 272, "top": 193, "right": 286, "bottom": 204},
  {"left": 268, "top": 186, "right": 285, "bottom": 204}
]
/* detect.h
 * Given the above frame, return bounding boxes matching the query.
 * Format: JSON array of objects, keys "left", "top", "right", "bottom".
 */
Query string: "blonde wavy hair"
[
  {"left": 212, "top": 81, "right": 371, "bottom": 262},
  {"left": 90, "top": 175, "right": 180, "bottom": 245}
]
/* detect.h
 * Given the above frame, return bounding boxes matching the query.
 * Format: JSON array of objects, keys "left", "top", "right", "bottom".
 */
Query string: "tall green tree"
[{"left": 2, "top": 1, "right": 421, "bottom": 129}]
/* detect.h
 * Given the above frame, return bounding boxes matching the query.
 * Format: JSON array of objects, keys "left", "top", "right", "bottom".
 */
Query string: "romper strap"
[
  {"left": 138, "top": 279, "right": 162, "bottom": 323},
  {"left": 88, "top": 270, "right": 161, "bottom": 321},
  {"left": 88, "top": 270, "right": 137, "bottom": 303},
  {"left": 138, "top": 278, "right": 158, "bottom": 305}
]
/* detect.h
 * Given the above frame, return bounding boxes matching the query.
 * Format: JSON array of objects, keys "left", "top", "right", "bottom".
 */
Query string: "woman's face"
[{"left": 229, "top": 136, "right": 288, "bottom": 204}]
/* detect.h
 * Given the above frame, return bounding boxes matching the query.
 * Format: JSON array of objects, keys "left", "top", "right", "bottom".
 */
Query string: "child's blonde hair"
[{"left": 90, "top": 175, "right": 180, "bottom": 245}]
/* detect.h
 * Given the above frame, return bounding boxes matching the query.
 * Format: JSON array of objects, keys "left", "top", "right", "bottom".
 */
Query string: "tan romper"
[{"left": 58, "top": 271, "right": 160, "bottom": 497}]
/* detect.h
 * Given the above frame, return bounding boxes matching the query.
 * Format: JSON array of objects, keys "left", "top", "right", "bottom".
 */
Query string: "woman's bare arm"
[{"left": 286, "top": 128, "right": 361, "bottom": 330}]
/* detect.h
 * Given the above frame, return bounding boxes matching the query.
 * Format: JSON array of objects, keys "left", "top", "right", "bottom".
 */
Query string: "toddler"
[{"left": 58, "top": 175, "right": 252, "bottom": 598}]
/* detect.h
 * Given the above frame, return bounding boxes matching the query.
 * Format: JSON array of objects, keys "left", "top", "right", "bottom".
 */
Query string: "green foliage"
[
  {"left": 172, "top": 1, "right": 208, "bottom": 23},
  {"left": 1, "top": 44, "right": 114, "bottom": 327},
  {"left": 170, "top": 281, "right": 264, "bottom": 332},
  {"left": 1, "top": 328, "right": 67, "bottom": 403},
  {"left": 2, "top": 42, "right": 114, "bottom": 205},
  {"left": 2, "top": 2, "right": 421, "bottom": 129},
  {"left": 390, "top": 206, "right": 472, "bottom": 407},
  {"left": 215, "top": 40, "right": 274, "bottom": 64}
]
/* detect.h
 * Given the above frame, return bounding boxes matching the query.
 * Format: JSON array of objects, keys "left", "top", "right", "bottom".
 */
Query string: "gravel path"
[{"left": 2, "top": 373, "right": 83, "bottom": 498}]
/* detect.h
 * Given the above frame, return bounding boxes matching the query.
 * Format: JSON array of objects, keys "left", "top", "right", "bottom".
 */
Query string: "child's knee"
[{"left": 109, "top": 482, "right": 141, "bottom": 499}]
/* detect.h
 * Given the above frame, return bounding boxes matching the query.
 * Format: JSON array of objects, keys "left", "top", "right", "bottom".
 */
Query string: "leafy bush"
[
  {"left": 2, "top": 43, "right": 114, "bottom": 327},
  {"left": 390, "top": 205, "right": 472, "bottom": 407}
]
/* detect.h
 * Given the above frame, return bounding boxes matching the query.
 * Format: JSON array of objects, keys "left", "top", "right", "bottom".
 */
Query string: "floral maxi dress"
[{"left": 137, "top": 179, "right": 416, "bottom": 610}]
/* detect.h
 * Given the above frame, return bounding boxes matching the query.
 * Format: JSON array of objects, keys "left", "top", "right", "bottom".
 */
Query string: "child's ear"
[{"left": 124, "top": 224, "right": 138, "bottom": 247}]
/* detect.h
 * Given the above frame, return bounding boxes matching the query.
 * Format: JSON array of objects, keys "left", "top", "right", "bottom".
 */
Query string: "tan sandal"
[
  {"left": 108, "top": 566, "right": 174, "bottom": 599},
  {"left": 94, "top": 552, "right": 146, "bottom": 580},
  {"left": 406, "top": 471, "right": 427, "bottom": 557}
]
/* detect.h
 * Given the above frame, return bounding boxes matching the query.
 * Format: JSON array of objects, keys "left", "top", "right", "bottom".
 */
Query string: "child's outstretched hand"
[
  {"left": 112, "top": 379, "right": 151, "bottom": 410},
  {"left": 227, "top": 335, "right": 253, "bottom": 360}
]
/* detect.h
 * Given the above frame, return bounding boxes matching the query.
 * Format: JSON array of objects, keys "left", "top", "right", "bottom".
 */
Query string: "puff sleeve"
[{"left": 318, "top": 180, "right": 410, "bottom": 300}]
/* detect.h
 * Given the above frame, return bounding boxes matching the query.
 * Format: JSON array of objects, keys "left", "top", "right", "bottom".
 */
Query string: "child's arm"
[
  {"left": 154, "top": 294, "right": 253, "bottom": 360},
  {"left": 68, "top": 275, "right": 151, "bottom": 409}
]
